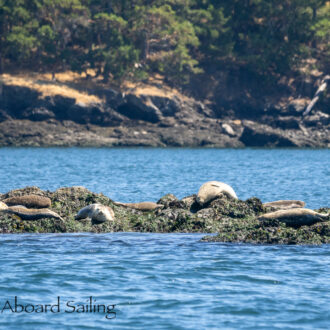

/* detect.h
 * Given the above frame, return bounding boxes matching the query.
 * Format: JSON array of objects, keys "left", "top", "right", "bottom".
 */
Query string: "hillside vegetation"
[{"left": 0, "top": 0, "right": 329, "bottom": 86}]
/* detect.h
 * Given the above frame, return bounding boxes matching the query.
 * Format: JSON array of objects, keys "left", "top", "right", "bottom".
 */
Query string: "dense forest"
[{"left": 0, "top": 0, "right": 329, "bottom": 85}]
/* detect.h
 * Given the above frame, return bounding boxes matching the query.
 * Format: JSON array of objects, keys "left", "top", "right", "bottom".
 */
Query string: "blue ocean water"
[
  {"left": 0, "top": 233, "right": 329, "bottom": 329},
  {"left": 0, "top": 148, "right": 329, "bottom": 329},
  {"left": 0, "top": 148, "right": 329, "bottom": 208}
]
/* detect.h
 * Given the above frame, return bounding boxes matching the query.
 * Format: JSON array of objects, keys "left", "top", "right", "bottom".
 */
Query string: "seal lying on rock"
[
  {"left": 2, "top": 206, "right": 63, "bottom": 221},
  {"left": 2, "top": 195, "right": 51, "bottom": 209},
  {"left": 258, "top": 208, "right": 329, "bottom": 228},
  {"left": 196, "top": 181, "right": 238, "bottom": 206},
  {"left": 263, "top": 200, "right": 305, "bottom": 210},
  {"left": 75, "top": 204, "right": 115, "bottom": 224},
  {"left": 0, "top": 201, "right": 8, "bottom": 210},
  {"left": 113, "top": 201, "right": 163, "bottom": 211}
]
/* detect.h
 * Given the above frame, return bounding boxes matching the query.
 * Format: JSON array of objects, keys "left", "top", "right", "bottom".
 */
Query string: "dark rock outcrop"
[
  {"left": 22, "top": 106, "right": 56, "bottom": 121},
  {"left": 240, "top": 121, "right": 297, "bottom": 147},
  {"left": 0, "top": 85, "right": 40, "bottom": 117},
  {"left": 0, "top": 81, "right": 329, "bottom": 147},
  {"left": 116, "top": 94, "right": 163, "bottom": 123}
]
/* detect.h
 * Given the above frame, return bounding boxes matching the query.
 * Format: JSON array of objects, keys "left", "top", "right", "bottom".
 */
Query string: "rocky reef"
[{"left": 0, "top": 186, "right": 329, "bottom": 245}]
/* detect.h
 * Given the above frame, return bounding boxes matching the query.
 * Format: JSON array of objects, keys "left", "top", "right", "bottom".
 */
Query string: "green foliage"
[
  {"left": 6, "top": 26, "right": 38, "bottom": 60},
  {"left": 312, "top": 4, "right": 330, "bottom": 65},
  {"left": 0, "top": 0, "right": 329, "bottom": 81}
]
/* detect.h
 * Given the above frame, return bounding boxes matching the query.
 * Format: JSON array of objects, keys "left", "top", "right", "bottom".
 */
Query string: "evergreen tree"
[
  {"left": 0, "top": 0, "right": 328, "bottom": 83},
  {"left": 36, "top": 0, "right": 89, "bottom": 79}
]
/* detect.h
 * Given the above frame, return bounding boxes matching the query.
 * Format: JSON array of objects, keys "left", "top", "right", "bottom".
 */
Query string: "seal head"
[{"left": 0, "top": 201, "right": 8, "bottom": 211}]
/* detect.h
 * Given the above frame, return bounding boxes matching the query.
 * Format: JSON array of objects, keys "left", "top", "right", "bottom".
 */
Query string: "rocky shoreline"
[
  {"left": 0, "top": 186, "right": 329, "bottom": 245},
  {"left": 0, "top": 77, "right": 329, "bottom": 148}
]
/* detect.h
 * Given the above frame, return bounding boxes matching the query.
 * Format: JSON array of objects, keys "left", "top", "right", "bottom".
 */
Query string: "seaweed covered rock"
[
  {"left": 0, "top": 186, "right": 329, "bottom": 244},
  {"left": 202, "top": 223, "right": 330, "bottom": 245},
  {"left": 208, "top": 196, "right": 264, "bottom": 218},
  {"left": 0, "top": 215, "right": 67, "bottom": 234},
  {"left": 157, "top": 194, "right": 183, "bottom": 209},
  {"left": 202, "top": 208, "right": 330, "bottom": 245},
  {"left": 1, "top": 186, "right": 46, "bottom": 199},
  {"left": 181, "top": 194, "right": 198, "bottom": 210}
]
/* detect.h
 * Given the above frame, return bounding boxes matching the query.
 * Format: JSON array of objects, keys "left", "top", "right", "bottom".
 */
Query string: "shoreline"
[
  {"left": 1, "top": 73, "right": 329, "bottom": 148},
  {"left": 0, "top": 145, "right": 329, "bottom": 150}
]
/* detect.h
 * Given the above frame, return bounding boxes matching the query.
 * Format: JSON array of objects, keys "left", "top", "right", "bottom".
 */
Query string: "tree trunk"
[
  {"left": 141, "top": 30, "right": 149, "bottom": 61},
  {"left": 303, "top": 76, "right": 330, "bottom": 116},
  {"left": 0, "top": 55, "right": 4, "bottom": 74},
  {"left": 311, "top": 7, "right": 317, "bottom": 48},
  {"left": 312, "top": 7, "right": 317, "bottom": 21}
]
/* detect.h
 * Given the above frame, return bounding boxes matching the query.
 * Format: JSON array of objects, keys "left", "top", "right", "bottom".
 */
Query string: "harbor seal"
[
  {"left": 75, "top": 204, "right": 115, "bottom": 223},
  {"left": 263, "top": 200, "right": 305, "bottom": 211},
  {"left": 2, "top": 195, "right": 51, "bottom": 209},
  {"left": 258, "top": 208, "right": 329, "bottom": 228},
  {"left": 2, "top": 206, "right": 63, "bottom": 221},
  {"left": 196, "top": 181, "right": 238, "bottom": 206},
  {"left": 0, "top": 201, "right": 8, "bottom": 210},
  {"left": 113, "top": 201, "right": 163, "bottom": 211}
]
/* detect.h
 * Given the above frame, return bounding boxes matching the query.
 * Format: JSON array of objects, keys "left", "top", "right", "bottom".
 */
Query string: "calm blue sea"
[
  {"left": 0, "top": 148, "right": 329, "bottom": 207},
  {"left": 0, "top": 148, "right": 329, "bottom": 329}
]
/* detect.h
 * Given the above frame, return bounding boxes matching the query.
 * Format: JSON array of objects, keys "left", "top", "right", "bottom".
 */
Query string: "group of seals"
[
  {"left": 0, "top": 194, "right": 62, "bottom": 221},
  {"left": 261, "top": 200, "right": 328, "bottom": 228},
  {"left": 1, "top": 182, "right": 328, "bottom": 229},
  {"left": 111, "top": 181, "right": 239, "bottom": 211},
  {"left": 0, "top": 194, "right": 115, "bottom": 225},
  {"left": 194, "top": 181, "right": 328, "bottom": 228}
]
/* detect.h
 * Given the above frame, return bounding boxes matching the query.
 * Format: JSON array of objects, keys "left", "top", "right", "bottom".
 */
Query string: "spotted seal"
[
  {"left": 196, "top": 181, "right": 238, "bottom": 206},
  {"left": 113, "top": 201, "right": 163, "bottom": 211},
  {"left": 75, "top": 204, "right": 115, "bottom": 223},
  {"left": 2, "top": 195, "right": 51, "bottom": 209},
  {"left": 258, "top": 208, "right": 329, "bottom": 228},
  {"left": 263, "top": 200, "right": 305, "bottom": 211},
  {"left": 2, "top": 206, "right": 63, "bottom": 221}
]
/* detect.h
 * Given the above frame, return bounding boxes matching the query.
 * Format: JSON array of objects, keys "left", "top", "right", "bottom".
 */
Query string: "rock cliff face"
[{"left": 0, "top": 78, "right": 329, "bottom": 147}]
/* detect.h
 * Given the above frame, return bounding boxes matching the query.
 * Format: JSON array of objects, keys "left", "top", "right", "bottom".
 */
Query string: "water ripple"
[
  {"left": 0, "top": 233, "right": 329, "bottom": 329},
  {"left": 0, "top": 148, "right": 329, "bottom": 208}
]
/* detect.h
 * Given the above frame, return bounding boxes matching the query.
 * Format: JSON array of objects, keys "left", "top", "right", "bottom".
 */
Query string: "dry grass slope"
[
  {"left": 0, "top": 72, "right": 102, "bottom": 104},
  {"left": 0, "top": 71, "right": 189, "bottom": 105}
]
